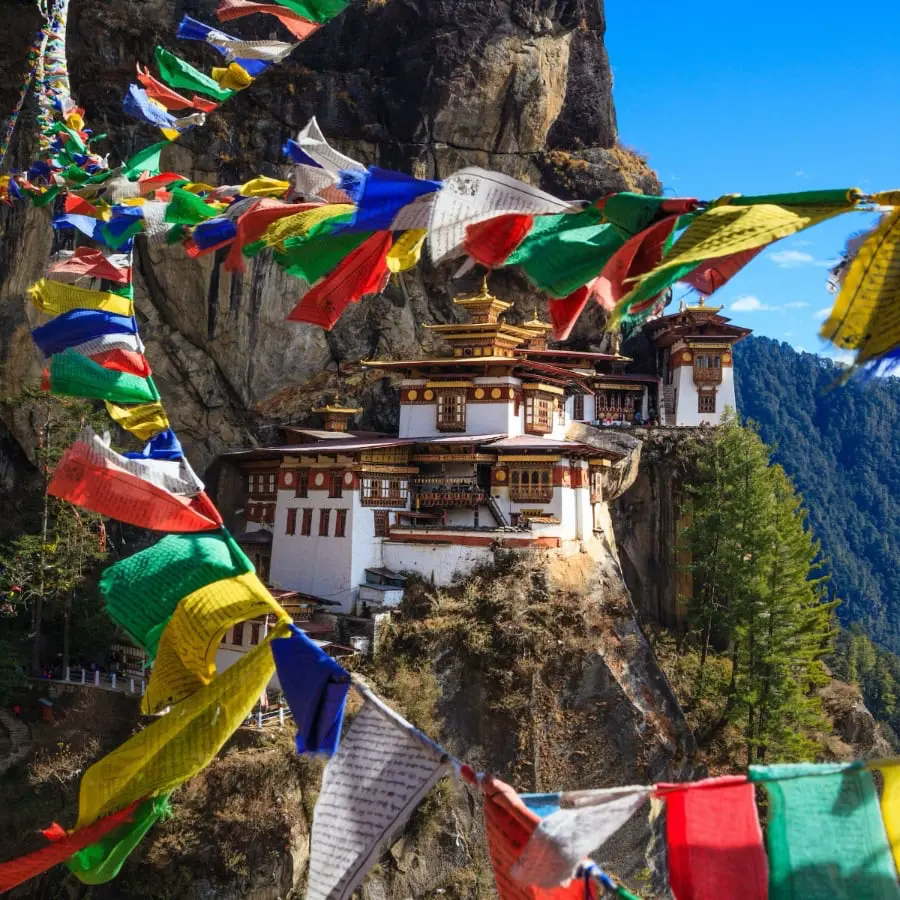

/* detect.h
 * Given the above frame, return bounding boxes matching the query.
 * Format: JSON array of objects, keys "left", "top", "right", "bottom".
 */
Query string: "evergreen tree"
[{"left": 680, "top": 413, "right": 836, "bottom": 761}]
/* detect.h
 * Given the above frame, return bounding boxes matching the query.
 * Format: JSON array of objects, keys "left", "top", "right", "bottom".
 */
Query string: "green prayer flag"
[
  {"left": 154, "top": 46, "right": 234, "bottom": 102},
  {"left": 31, "top": 186, "right": 62, "bottom": 208},
  {"left": 99, "top": 531, "right": 254, "bottom": 658},
  {"left": 600, "top": 193, "right": 667, "bottom": 238},
  {"left": 270, "top": 0, "right": 351, "bottom": 23},
  {"left": 727, "top": 188, "right": 860, "bottom": 207},
  {"left": 164, "top": 188, "right": 219, "bottom": 225},
  {"left": 49, "top": 351, "right": 159, "bottom": 405},
  {"left": 750, "top": 763, "right": 900, "bottom": 900},
  {"left": 66, "top": 794, "right": 172, "bottom": 884},
  {"left": 276, "top": 230, "right": 371, "bottom": 283},
  {"left": 122, "top": 141, "right": 169, "bottom": 180},
  {"left": 505, "top": 207, "right": 624, "bottom": 297},
  {"left": 100, "top": 219, "right": 145, "bottom": 250},
  {"left": 61, "top": 165, "right": 89, "bottom": 184},
  {"left": 108, "top": 284, "right": 135, "bottom": 299}
]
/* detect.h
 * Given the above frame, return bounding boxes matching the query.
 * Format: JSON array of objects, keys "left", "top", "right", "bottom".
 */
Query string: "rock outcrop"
[{"left": 0, "top": 0, "right": 660, "bottom": 498}]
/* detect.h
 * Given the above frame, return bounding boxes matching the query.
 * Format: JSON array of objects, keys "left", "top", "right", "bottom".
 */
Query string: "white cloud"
[
  {"left": 784, "top": 331, "right": 793, "bottom": 337},
  {"left": 793, "top": 239, "right": 813, "bottom": 247},
  {"left": 785, "top": 301, "right": 810, "bottom": 309},
  {"left": 730, "top": 295, "right": 771, "bottom": 312},
  {"left": 813, "top": 307, "right": 832, "bottom": 321},
  {"left": 769, "top": 250, "right": 834, "bottom": 269},
  {"left": 795, "top": 169, "right": 808, "bottom": 178},
  {"left": 822, "top": 349, "right": 855, "bottom": 367}
]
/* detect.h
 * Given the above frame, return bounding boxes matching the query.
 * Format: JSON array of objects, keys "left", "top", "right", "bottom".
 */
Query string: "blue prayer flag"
[
  {"left": 123, "top": 84, "right": 177, "bottom": 130},
  {"left": 124, "top": 429, "right": 184, "bottom": 461},
  {"left": 335, "top": 166, "right": 441, "bottom": 233},
  {"left": 193, "top": 217, "right": 237, "bottom": 249},
  {"left": 32, "top": 311, "right": 138, "bottom": 358}
]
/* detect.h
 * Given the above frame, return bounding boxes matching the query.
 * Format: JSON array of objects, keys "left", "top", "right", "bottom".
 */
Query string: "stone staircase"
[
  {"left": 662, "top": 385, "right": 676, "bottom": 424},
  {"left": 0, "top": 709, "right": 32, "bottom": 776}
]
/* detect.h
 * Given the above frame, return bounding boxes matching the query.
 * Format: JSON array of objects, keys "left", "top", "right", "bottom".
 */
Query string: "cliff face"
[{"left": 0, "top": 0, "right": 659, "bottom": 498}]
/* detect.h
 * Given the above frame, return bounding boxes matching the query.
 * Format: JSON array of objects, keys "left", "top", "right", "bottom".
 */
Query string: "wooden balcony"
[
  {"left": 509, "top": 485, "right": 554, "bottom": 503},
  {"left": 693, "top": 367, "right": 723, "bottom": 384}
]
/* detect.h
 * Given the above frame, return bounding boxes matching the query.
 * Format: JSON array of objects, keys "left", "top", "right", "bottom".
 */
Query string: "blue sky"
[{"left": 605, "top": 1, "right": 900, "bottom": 361}]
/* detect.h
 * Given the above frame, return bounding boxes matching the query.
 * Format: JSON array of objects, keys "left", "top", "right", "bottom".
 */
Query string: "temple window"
[
  {"left": 694, "top": 354, "right": 723, "bottom": 383},
  {"left": 590, "top": 469, "right": 604, "bottom": 504},
  {"left": 295, "top": 469, "right": 309, "bottom": 498},
  {"left": 301, "top": 508, "right": 312, "bottom": 536},
  {"left": 250, "top": 622, "right": 261, "bottom": 646},
  {"left": 232, "top": 622, "right": 244, "bottom": 646},
  {"left": 436, "top": 389, "right": 467, "bottom": 432},
  {"left": 329, "top": 470, "right": 343, "bottom": 499},
  {"left": 319, "top": 509, "right": 331, "bottom": 536},
  {"left": 525, "top": 393, "right": 553, "bottom": 435},
  {"left": 335, "top": 509, "right": 348, "bottom": 538},
  {"left": 286, "top": 508, "right": 297, "bottom": 536},
  {"left": 374, "top": 510, "right": 389, "bottom": 537},
  {"left": 361, "top": 477, "right": 409, "bottom": 507},
  {"left": 509, "top": 467, "right": 553, "bottom": 502},
  {"left": 248, "top": 472, "right": 277, "bottom": 498},
  {"left": 698, "top": 391, "right": 717, "bottom": 414},
  {"left": 573, "top": 394, "right": 584, "bottom": 420}
]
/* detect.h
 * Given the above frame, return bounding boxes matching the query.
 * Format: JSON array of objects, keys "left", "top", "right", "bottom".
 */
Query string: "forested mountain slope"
[{"left": 734, "top": 336, "right": 900, "bottom": 651}]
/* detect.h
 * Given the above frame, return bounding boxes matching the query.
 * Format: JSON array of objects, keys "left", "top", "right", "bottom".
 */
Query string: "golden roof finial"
[{"left": 481, "top": 274, "right": 490, "bottom": 296}]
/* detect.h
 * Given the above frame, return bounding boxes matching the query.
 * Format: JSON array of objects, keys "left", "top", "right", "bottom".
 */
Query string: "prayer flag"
[
  {"left": 337, "top": 166, "right": 441, "bottom": 233},
  {"left": 125, "top": 428, "right": 185, "bottom": 462},
  {"left": 305, "top": 694, "right": 449, "bottom": 900},
  {"left": 143, "top": 571, "right": 289, "bottom": 713},
  {"left": 660, "top": 776, "right": 767, "bottom": 900},
  {"left": 238, "top": 176, "right": 291, "bottom": 197},
  {"left": 386, "top": 229, "right": 427, "bottom": 273},
  {"left": 89, "top": 348, "right": 151, "bottom": 378},
  {"left": 32, "top": 310, "right": 138, "bottom": 358},
  {"left": 28, "top": 279, "right": 133, "bottom": 317},
  {"left": 750, "top": 763, "right": 900, "bottom": 900},
  {"left": 275, "top": 228, "right": 370, "bottom": 283},
  {"left": 104, "top": 400, "right": 170, "bottom": 441},
  {"left": 820, "top": 208, "right": 900, "bottom": 367},
  {"left": 67, "top": 795, "right": 172, "bottom": 885},
  {"left": 122, "top": 141, "right": 170, "bottom": 179},
  {"left": 99, "top": 530, "right": 254, "bottom": 658},
  {"left": 479, "top": 775, "right": 588, "bottom": 900},
  {"left": 268, "top": 0, "right": 351, "bottom": 24},
  {"left": 519, "top": 794, "right": 562, "bottom": 820},
  {"left": 164, "top": 187, "right": 220, "bottom": 224},
  {"left": 271, "top": 624, "right": 351, "bottom": 755},
  {"left": 290, "top": 117, "right": 365, "bottom": 176},
  {"left": 0, "top": 802, "right": 141, "bottom": 894},
  {"left": 210, "top": 62, "right": 254, "bottom": 91},
  {"left": 136, "top": 65, "right": 218, "bottom": 112},
  {"left": 53, "top": 212, "right": 105, "bottom": 243},
  {"left": 69, "top": 333, "right": 146, "bottom": 360},
  {"left": 286, "top": 231, "right": 392, "bottom": 329},
  {"left": 874, "top": 763, "right": 900, "bottom": 873},
  {"left": 464, "top": 214, "right": 535, "bottom": 267},
  {"left": 48, "top": 433, "right": 221, "bottom": 534},
  {"left": 428, "top": 167, "right": 579, "bottom": 264},
  {"left": 223, "top": 199, "right": 318, "bottom": 272},
  {"left": 46, "top": 351, "right": 159, "bottom": 404},
  {"left": 153, "top": 47, "right": 234, "bottom": 102},
  {"left": 548, "top": 286, "right": 592, "bottom": 342},
  {"left": 681, "top": 247, "right": 763, "bottom": 296},
  {"left": 215, "top": 0, "right": 321, "bottom": 41},
  {"left": 75, "top": 631, "right": 282, "bottom": 828},
  {"left": 258, "top": 203, "right": 353, "bottom": 251},
  {"left": 512, "top": 786, "right": 650, "bottom": 889},
  {"left": 123, "top": 84, "right": 177, "bottom": 130},
  {"left": 49, "top": 247, "right": 132, "bottom": 284}
]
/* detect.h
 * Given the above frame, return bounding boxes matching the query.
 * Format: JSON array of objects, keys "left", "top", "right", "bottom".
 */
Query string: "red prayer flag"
[
  {"left": 64, "top": 194, "right": 100, "bottom": 218},
  {"left": 548, "top": 285, "right": 592, "bottom": 341},
  {"left": 136, "top": 64, "right": 219, "bottom": 113},
  {"left": 224, "top": 199, "right": 321, "bottom": 273},
  {"left": 50, "top": 247, "right": 131, "bottom": 284},
  {"left": 139, "top": 172, "right": 190, "bottom": 194},
  {"left": 215, "top": 0, "right": 320, "bottom": 40},
  {"left": 681, "top": 247, "right": 764, "bottom": 296},
  {"left": 464, "top": 214, "right": 534, "bottom": 267},
  {"left": 659, "top": 775, "right": 768, "bottom": 900},
  {"left": 0, "top": 801, "right": 141, "bottom": 893},
  {"left": 90, "top": 348, "right": 152, "bottom": 377},
  {"left": 479, "top": 774, "right": 589, "bottom": 900},
  {"left": 48, "top": 441, "right": 223, "bottom": 533},
  {"left": 287, "top": 232, "right": 392, "bottom": 330},
  {"left": 593, "top": 214, "right": 682, "bottom": 312}
]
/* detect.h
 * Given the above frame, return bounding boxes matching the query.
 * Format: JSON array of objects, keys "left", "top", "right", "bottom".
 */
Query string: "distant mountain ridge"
[{"left": 734, "top": 336, "right": 900, "bottom": 651}]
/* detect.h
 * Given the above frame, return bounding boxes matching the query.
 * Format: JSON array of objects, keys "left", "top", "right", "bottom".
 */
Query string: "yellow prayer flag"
[
  {"left": 386, "top": 230, "right": 427, "bottom": 273},
  {"left": 142, "top": 572, "right": 290, "bottom": 715},
  {"left": 876, "top": 763, "right": 900, "bottom": 872},
  {"left": 28, "top": 280, "right": 134, "bottom": 317},
  {"left": 211, "top": 62, "right": 253, "bottom": 91},
  {"left": 260, "top": 204, "right": 354, "bottom": 251},
  {"left": 118, "top": 197, "right": 147, "bottom": 207},
  {"left": 820, "top": 209, "right": 900, "bottom": 364},
  {"left": 182, "top": 182, "right": 217, "bottom": 195},
  {"left": 104, "top": 401, "right": 170, "bottom": 441},
  {"left": 160, "top": 128, "right": 180, "bottom": 142},
  {"left": 76, "top": 625, "right": 285, "bottom": 828},
  {"left": 874, "top": 191, "right": 900, "bottom": 207},
  {"left": 641, "top": 202, "right": 858, "bottom": 282},
  {"left": 238, "top": 177, "right": 291, "bottom": 198}
]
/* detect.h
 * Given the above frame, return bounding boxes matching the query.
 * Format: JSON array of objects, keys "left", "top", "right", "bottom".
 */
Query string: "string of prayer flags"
[
  {"left": 471, "top": 772, "right": 588, "bottom": 900},
  {"left": 305, "top": 689, "right": 450, "bottom": 900},
  {"left": 659, "top": 776, "right": 767, "bottom": 900},
  {"left": 819, "top": 207, "right": 900, "bottom": 370},
  {"left": 45, "top": 350, "right": 160, "bottom": 404},
  {"left": 427, "top": 167, "right": 581, "bottom": 264},
  {"left": 0, "top": 801, "right": 142, "bottom": 894},
  {"left": 142, "top": 571, "right": 289, "bottom": 714},
  {"left": 99, "top": 530, "right": 254, "bottom": 659},
  {"left": 75, "top": 630, "right": 283, "bottom": 828},
  {"left": 271, "top": 624, "right": 351, "bottom": 755},
  {"left": 66, "top": 794, "right": 173, "bottom": 885},
  {"left": 215, "top": 0, "right": 322, "bottom": 41},
  {"left": 750, "top": 763, "right": 900, "bottom": 900},
  {"left": 48, "top": 431, "right": 222, "bottom": 534},
  {"left": 28, "top": 279, "right": 134, "bottom": 317},
  {"left": 177, "top": 15, "right": 297, "bottom": 66},
  {"left": 511, "top": 786, "right": 650, "bottom": 889}
]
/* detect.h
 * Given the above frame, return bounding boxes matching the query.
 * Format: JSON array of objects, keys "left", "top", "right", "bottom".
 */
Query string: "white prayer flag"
[
  {"left": 511, "top": 786, "right": 650, "bottom": 888},
  {"left": 68, "top": 332, "right": 146, "bottom": 359},
  {"left": 294, "top": 117, "right": 366, "bottom": 176},
  {"left": 306, "top": 695, "right": 449, "bottom": 900},
  {"left": 427, "top": 167, "right": 580, "bottom": 264}
]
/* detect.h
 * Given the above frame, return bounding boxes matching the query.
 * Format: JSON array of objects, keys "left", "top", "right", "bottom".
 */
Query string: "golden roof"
[{"left": 312, "top": 405, "right": 363, "bottom": 415}]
